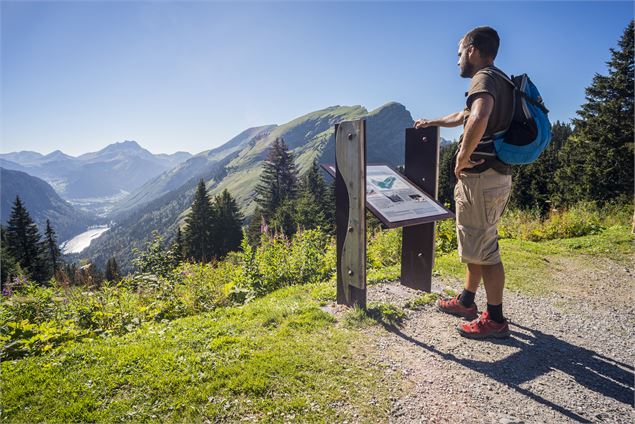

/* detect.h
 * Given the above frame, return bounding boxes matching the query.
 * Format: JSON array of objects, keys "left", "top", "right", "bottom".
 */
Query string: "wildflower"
[{"left": 1, "top": 285, "right": 12, "bottom": 297}]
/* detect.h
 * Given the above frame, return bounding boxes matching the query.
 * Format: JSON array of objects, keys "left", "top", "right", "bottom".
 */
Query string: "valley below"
[{"left": 67, "top": 190, "right": 130, "bottom": 217}]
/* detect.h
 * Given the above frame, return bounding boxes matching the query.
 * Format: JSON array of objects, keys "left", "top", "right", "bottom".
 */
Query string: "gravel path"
[{"left": 355, "top": 255, "right": 635, "bottom": 423}]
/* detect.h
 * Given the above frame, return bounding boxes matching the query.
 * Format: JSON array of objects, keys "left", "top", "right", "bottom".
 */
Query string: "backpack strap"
[
  {"left": 484, "top": 68, "right": 550, "bottom": 114},
  {"left": 475, "top": 66, "right": 517, "bottom": 136},
  {"left": 477, "top": 66, "right": 515, "bottom": 88}
]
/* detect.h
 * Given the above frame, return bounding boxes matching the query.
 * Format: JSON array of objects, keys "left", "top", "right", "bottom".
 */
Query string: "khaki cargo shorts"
[{"left": 454, "top": 168, "right": 512, "bottom": 265}]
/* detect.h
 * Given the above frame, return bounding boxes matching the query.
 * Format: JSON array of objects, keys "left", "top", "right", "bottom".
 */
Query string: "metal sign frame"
[{"left": 333, "top": 120, "right": 450, "bottom": 306}]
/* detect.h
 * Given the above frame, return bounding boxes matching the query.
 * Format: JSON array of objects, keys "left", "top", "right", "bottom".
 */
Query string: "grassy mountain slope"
[
  {"left": 82, "top": 102, "right": 414, "bottom": 271},
  {"left": 0, "top": 168, "right": 98, "bottom": 242},
  {"left": 207, "top": 105, "right": 369, "bottom": 216},
  {"left": 207, "top": 102, "right": 413, "bottom": 217}
]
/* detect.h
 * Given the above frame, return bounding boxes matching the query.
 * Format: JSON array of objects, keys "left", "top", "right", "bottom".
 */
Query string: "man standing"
[{"left": 414, "top": 26, "right": 514, "bottom": 339}]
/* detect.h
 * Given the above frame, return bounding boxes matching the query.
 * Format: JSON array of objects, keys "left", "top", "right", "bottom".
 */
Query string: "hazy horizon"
[{"left": 2, "top": 1, "right": 632, "bottom": 156}]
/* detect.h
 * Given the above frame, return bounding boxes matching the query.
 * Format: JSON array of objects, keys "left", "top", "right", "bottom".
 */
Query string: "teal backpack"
[{"left": 486, "top": 68, "right": 552, "bottom": 165}]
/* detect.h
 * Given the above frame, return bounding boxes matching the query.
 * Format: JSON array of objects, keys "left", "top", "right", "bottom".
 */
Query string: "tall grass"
[
  {"left": 499, "top": 201, "right": 632, "bottom": 241},
  {"left": 1, "top": 229, "right": 334, "bottom": 359}
]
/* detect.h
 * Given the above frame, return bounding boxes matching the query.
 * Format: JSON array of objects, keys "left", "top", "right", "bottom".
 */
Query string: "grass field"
[
  {"left": 2, "top": 223, "right": 632, "bottom": 422},
  {"left": 434, "top": 225, "right": 633, "bottom": 295},
  {"left": 1, "top": 284, "right": 394, "bottom": 423}
]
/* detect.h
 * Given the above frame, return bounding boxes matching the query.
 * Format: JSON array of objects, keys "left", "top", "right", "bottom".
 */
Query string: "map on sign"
[
  {"left": 365, "top": 165, "right": 447, "bottom": 223},
  {"left": 321, "top": 163, "right": 452, "bottom": 225},
  {"left": 371, "top": 176, "right": 397, "bottom": 190}
]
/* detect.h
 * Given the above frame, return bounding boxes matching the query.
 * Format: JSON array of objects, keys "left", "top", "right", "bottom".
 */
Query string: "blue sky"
[{"left": 1, "top": 1, "right": 632, "bottom": 156}]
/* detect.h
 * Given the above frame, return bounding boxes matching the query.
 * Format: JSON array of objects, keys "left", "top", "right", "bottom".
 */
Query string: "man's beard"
[{"left": 460, "top": 61, "right": 475, "bottom": 78}]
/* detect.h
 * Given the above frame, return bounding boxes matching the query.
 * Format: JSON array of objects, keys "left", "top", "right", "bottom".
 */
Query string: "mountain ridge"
[
  {"left": 1, "top": 168, "right": 98, "bottom": 242},
  {"left": 82, "top": 101, "right": 416, "bottom": 272},
  {"left": 111, "top": 126, "right": 277, "bottom": 215}
]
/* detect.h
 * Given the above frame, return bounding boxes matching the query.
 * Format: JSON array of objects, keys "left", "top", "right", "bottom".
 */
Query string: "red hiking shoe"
[
  {"left": 436, "top": 295, "right": 478, "bottom": 320},
  {"left": 457, "top": 311, "right": 510, "bottom": 339}
]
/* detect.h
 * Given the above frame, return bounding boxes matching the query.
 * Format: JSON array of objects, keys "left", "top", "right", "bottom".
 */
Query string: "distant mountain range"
[
  {"left": 1, "top": 168, "right": 98, "bottom": 242},
  {"left": 0, "top": 141, "right": 192, "bottom": 215}
]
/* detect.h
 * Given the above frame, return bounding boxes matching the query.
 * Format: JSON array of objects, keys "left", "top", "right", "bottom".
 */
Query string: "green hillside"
[
  {"left": 83, "top": 102, "right": 414, "bottom": 271},
  {"left": 203, "top": 105, "right": 370, "bottom": 217},
  {"left": 201, "top": 102, "right": 413, "bottom": 218}
]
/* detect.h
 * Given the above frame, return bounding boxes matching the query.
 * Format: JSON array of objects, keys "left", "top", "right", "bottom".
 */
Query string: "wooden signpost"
[
  {"left": 331, "top": 119, "right": 453, "bottom": 307},
  {"left": 335, "top": 120, "right": 367, "bottom": 307}
]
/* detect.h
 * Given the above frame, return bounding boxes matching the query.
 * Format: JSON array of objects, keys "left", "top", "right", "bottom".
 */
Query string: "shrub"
[
  {"left": 0, "top": 319, "right": 88, "bottom": 359},
  {"left": 172, "top": 262, "right": 232, "bottom": 312},
  {"left": 131, "top": 231, "right": 177, "bottom": 278},
  {"left": 436, "top": 219, "right": 457, "bottom": 254},
  {"left": 367, "top": 228, "right": 402, "bottom": 269},
  {"left": 498, "top": 202, "right": 626, "bottom": 241},
  {"left": 498, "top": 208, "right": 543, "bottom": 240},
  {"left": 235, "top": 229, "right": 333, "bottom": 297},
  {"left": 0, "top": 266, "right": 230, "bottom": 359}
]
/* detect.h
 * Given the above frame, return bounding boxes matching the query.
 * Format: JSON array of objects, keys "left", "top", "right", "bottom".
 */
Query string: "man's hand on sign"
[
  {"left": 414, "top": 111, "right": 465, "bottom": 129},
  {"left": 414, "top": 119, "right": 433, "bottom": 129}
]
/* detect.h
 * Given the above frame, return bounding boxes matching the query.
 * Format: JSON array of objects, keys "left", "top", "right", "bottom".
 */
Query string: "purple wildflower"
[{"left": 1, "top": 285, "right": 12, "bottom": 297}]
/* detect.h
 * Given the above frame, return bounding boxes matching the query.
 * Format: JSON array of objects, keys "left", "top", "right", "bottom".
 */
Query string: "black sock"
[
  {"left": 487, "top": 303, "right": 505, "bottom": 323},
  {"left": 458, "top": 289, "right": 476, "bottom": 307}
]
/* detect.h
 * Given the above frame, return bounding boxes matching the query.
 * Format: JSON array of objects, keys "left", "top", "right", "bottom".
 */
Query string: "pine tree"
[
  {"left": 43, "top": 219, "right": 61, "bottom": 278},
  {"left": 246, "top": 209, "right": 265, "bottom": 246},
  {"left": 0, "top": 225, "right": 19, "bottom": 286},
  {"left": 294, "top": 159, "right": 330, "bottom": 231},
  {"left": 254, "top": 137, "right": 299, "bottom": 222},
  {"left": 184, "top": 179, "right": 216, "bottom": 262},
  {"left": 5, "top": 196, "right": 45, "bottom": 283},
  {"left": 323, "top": 180, "right": 336, "bottom": 235},
  {"left": 272, "top": 199, "right": 297, "bottom": 238},
  {"left": 105, "top": 257, "right": 121, "bottom": 282},
  {"left": 171, "top": 227, "right": 185, "bottom": 266},
  {"left": 438, "top": 142, "right": 459, "bottom": 211},
  {"left": 510, "top": 121, "right": 573, "bottom": 213},
  {"left": 555, "top": 21, "right": 634, "bottom": 205},
  {"left": 213, "top": 189, "right": 244, "bottom": 257}
]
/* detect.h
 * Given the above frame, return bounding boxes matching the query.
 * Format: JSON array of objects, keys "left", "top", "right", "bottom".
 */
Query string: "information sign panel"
[{"left": 322, "top": 163, "right": 453, "bottom": 228}]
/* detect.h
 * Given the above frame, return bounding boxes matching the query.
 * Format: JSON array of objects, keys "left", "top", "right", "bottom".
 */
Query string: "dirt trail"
[{"left": 356, "top": 255, "right": 634, "bottom": 423}]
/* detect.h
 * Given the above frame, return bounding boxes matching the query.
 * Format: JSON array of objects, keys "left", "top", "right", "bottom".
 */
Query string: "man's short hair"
[{"left": 462, "top": 27, "right": 500, "bottom": 60}]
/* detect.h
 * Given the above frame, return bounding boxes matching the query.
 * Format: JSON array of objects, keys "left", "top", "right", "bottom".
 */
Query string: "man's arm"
[
  {"left": 454, "top": 93, "right": 494, "bottom": 179},
  {"left": 414, "top": 110, "right": 465, "bottom": 129}
]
